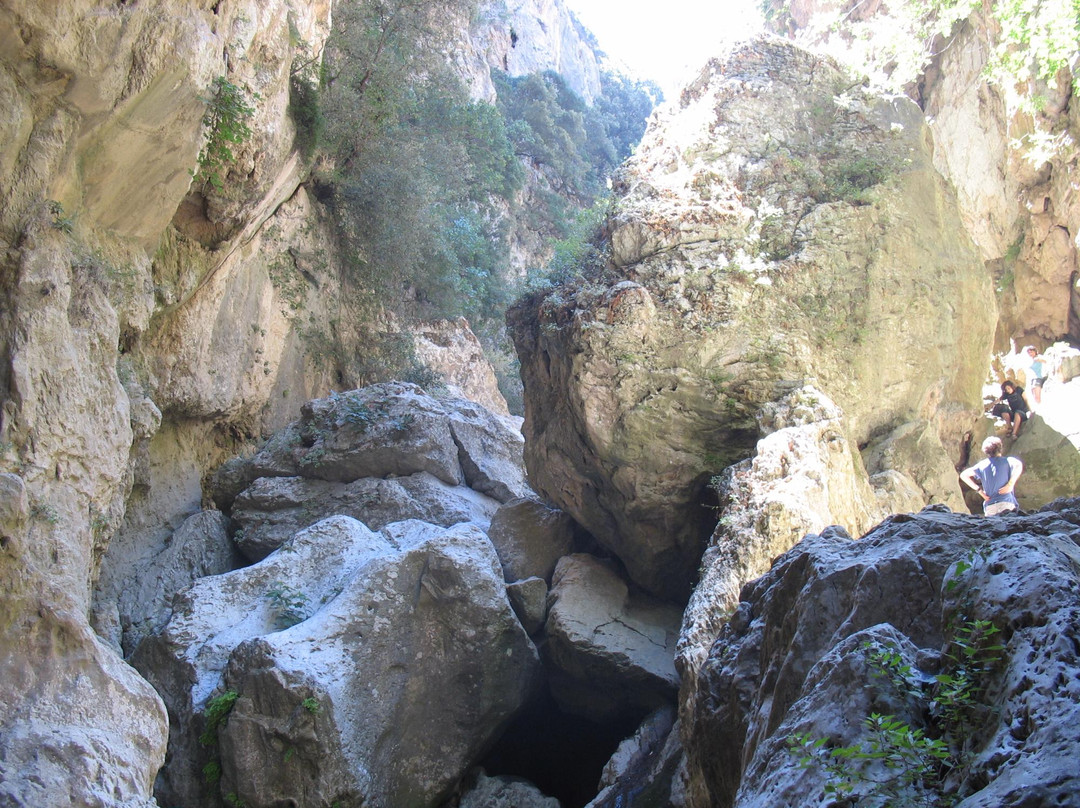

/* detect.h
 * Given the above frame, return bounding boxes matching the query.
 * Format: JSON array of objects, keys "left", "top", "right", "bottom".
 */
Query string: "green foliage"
[
  {"left": 199, "top": 690, "right": 239, "bottom": 747},
  {"left": 593, "top": 71, "right": 662, "bottom": 162},
  {"left": 202, "top": 760, "right": 222, "bottom": 786},
  {"left": 788, "top": 554, "right": 1005, "bottom": 806},
  {"left": 324, "top": 56, "right": 521, "bottom": 329},
  {"left": 197, "top": 77, "right": 258, "bottom": 191},
  {"left": 266, "top": 581, "right": 309, "bottom": 629},
  {"left": 301, "top": 0, "right": 653, "bottom": 393},
  {"left": 267, "top": 253, "right": 309, "bottom": 314},
  {"left": 790, "top": 714, "right": 951, "bottom": 807},
  {"left": 302, "top": 697, "right": 322, "bottom": 715},
  {"left": 288, "top": 17, "right": 326, "bottom": 158},
  {"left": 224, "top": 793, "right": 247, "bottom": 808},
  {"left": 976, "top": 0, "right": 1079, "bottom": 94},
  {"left": 30, "top": 500, "right": 59, "bottom": 524},
  {"left": 527, "top": 198, "right": 612, "bottom": 289},
  {"left": 47, "top": 200, "right": 75, "bottom": 233}
]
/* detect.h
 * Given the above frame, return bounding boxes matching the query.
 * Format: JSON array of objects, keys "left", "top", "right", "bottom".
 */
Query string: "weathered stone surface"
[
  {"left": 134, "top": 516, "right": 539, "bottom": 808},
  {"left": 487, "top": 496, "right": 576, "bottom": 583},
  {"left": 231, "top": 472, "right": 501, "bottom": 561},
  {"left": 508, "top": 36, "right": 993, "bottom": 600},
  {"left": 678, "top": 387, "right": 886, "bottom": 707},
  {"left": 544, "top": 554, "right": 681, "bottom": 722},
  {"left": 764, "top": 0, "right": 1079, "bottom": 350},
  {"left": 682, "top": 501, "right": 1080, "bottom": 808},
  {"left": 861, "top": 418, "right": 967, "bottom": 510},
  {"left": 219, "top": 521, "right": 539, "bottom": 808},
  {"left": 0, "top": 472, "right": 27, "bottom": 537},
  {"left": 218, "top": 385, "right": 527, "bottom": 559},
  {"left": 0, "top": 608, "right": 168, "bottom": 808},
  {"left": 295, "top": 385, "right": 464, "bottom": 484},
  {"left": 467, "top": 0, "right": 602, "bottom": 104},
  {"left": 506, "top": 575, "right": 549, "bottom": 634},
  {"left": 228, "top": 384, "right": 528, "bottom": 496},
  {"left": 0, "top": 225, "right": 169, "bottom": 806},
  {"left": 587, "top": 706, "right": 682, "bottom": 808},
  {"left": 132, "top": 516, "right": 383, "bottom": 808},
  {"left": 0, "top": 2, "right": 335, "bottom": 801},
  {"left": 447, "top": 398, "right": 531, "bottom": 503},
  {"left": 458, "top": 769, "right": 561, "bottom": 808},
  {"left": 104, "top": 508, "right": 236, "bottom": 655},
  {"left": 413, "top": 318, "right": 511, "bottom": 415}
]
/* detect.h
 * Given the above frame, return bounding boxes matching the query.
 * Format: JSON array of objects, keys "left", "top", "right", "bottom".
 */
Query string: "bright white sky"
[{"left": 564, "top": 0, "right": 764, "bottom": 97}]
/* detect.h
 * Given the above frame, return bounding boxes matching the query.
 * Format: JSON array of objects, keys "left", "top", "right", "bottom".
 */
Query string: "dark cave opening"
[{"left": 480, "top": 688, "right": 646, "bottom": 808}]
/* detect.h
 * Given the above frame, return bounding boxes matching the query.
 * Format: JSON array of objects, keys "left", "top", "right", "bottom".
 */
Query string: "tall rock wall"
[
  {"left": 763, "top": 0, "right": 1080, "bottom": 349},
  {"left": 464, "top": 0, "right": 604, "bottom": 104},
  {"left": 0, "top": 2, "right": 333, "bottom": 804},
  {"left": 0, "top": 0, "right": 608, "bottom": 802},
  {"left": 508, "top": 37, "right": 994, "bottom": 602}
]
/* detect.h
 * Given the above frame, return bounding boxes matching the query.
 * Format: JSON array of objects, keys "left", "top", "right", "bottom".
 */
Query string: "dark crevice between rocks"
[{"left": 479, "top": 687, "right": 647, "bottom": 808}]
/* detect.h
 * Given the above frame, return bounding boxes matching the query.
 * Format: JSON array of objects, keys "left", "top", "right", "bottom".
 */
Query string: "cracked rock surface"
[{"left": 682, "top": 499, "right": 1080, "bottom": 808}]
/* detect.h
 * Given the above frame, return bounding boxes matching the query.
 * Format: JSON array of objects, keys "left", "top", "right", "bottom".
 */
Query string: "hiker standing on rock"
[
  {"left": 1023, "top": 345, "right": 1047, "bottom": 408},
  {"left": 960, "top": 436, "right": 1024, "bottom": 516}
]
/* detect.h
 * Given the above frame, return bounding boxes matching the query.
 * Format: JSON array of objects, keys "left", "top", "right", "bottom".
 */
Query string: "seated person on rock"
[
  {"left": 997, "top": 380, "right": 1028, "bottom": 438},
  {"left": 960, "top": 436, "right": 1023, "bottom": 516}
]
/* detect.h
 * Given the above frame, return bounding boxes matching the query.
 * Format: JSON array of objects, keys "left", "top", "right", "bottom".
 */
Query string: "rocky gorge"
[{"left": 1, "top": 1, "right": 1079, "bottom": 808}]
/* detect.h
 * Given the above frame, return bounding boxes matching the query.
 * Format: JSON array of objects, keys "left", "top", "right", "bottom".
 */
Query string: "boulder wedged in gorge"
[
  {"left": 682, "top": 500, "right": 1080, "bottom": 808},
  {"left": 134, "top": 516, "right": 540, "bottom": 808},
  {"left": 508, "top": 36, "right": 993, "bottom": 601},
  {"left": 544, "top": 553, "right": 682, "bottom": 722},
  {"left": 217, "top": 383, "right": 529, "bottom": 560}
]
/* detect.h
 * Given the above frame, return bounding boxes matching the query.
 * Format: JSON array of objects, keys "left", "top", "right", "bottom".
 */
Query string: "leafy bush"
[
  {"left": 199, "top": 690, "right": 239, "bottom": 747},
  {"left": 788, "top": 553, "right": 1005, "bottom": 806},
  {"left": 300, "top": 0, "right": 654, "bottom": 391},
  {"left": 197, "top": 77, "right": 257, "bottom": 191},
  {"left": 266, "top": 581, "right": 309, "bottom": 629}
]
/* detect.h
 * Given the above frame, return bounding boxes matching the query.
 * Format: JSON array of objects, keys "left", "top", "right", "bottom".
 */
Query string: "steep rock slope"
[
  {"left": 508, "top": 37, "right": 994, "bottom": 601},
  {"left": 0, "top": 2, "right": 338, "bottom": 802},
  {"left": 467, "top": 0, "right": 603, "bottom": 104},
  {"left": 684, "top": 500, "right": 1080, "bottom": 808},
  {"left": 765, "top": 0, "right": 1079, "bottom": 348}
]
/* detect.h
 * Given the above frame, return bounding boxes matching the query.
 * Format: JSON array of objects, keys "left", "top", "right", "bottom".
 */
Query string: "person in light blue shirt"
[
  {"left": 960, "top": 436, "right": 1024, "bottom": 516},
  {"left": 1023, "top": 345, "right": 1047, "bottom": 407}
]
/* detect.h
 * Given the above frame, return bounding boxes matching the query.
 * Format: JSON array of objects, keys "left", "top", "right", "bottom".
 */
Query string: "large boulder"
[
  {"left": 221, "top": 384, "right": 530, "bottom": 559},
  {"left": 682, "top": 500, "right": 1080, "bottom": 808},
  {"left": 412, "top": 318, "right": 512, "bottom": 416},
  {"left": 133, "top": 516, "right": 540, "bottom": 808},
  {"left": 544, "top": 554, "right": 682, "bottom": 722},
  {"left": 678, "top": 386, "right": 886, "bottom": 701},
  {"left": 103, "top": 508, "right": 237, "bottom": 655},
  {"left": 231, "top": 472, "right": 500, "bottom": 561},
  {"left": 487, "top": 496, "right": 577, "bottom": 583},
  {"left": 508, "top": 36, "right": 993, "bottom": 600}
]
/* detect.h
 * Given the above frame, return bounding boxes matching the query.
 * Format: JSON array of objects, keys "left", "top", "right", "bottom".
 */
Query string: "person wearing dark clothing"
[
  {"left": 960, "top": 436, "right": 1023, "bottom": 516},
  {"left": 998, "top": 380, "right": 1028, "bottom": 438}
]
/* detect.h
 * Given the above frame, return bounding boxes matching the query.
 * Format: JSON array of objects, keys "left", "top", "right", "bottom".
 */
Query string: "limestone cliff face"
[
  {"left": 763, "top": 0, "right": 1080, "bottom": 349},
  {"left": 464, "top": 0, "right": 603, "bottom": 104},
  {"left": 508, "top": 37, "right": 994, "bottom": 602},
  {"left": 0, "top": 2, "right": 332, "bottom": 804},
  {"left": 0, "top": 0, "right": 600, "bottom": 802}
]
